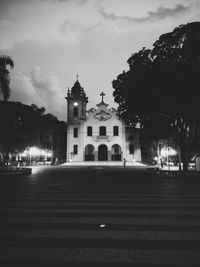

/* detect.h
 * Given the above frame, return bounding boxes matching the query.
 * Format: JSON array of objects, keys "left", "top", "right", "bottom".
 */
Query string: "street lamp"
[
  {"left": 21, "top": 147, "right": 53, "bottom": 166},
  {"left": 29, "top": 147, "right": 40, "bottom": 165},
  {"left": 160, "top": 146, "right": 177, "bottom": 170}
]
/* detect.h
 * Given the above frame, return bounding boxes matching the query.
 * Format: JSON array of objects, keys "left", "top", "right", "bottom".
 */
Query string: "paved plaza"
[{"left": 0, "top": 166, "right": 200, "bottom": 266}]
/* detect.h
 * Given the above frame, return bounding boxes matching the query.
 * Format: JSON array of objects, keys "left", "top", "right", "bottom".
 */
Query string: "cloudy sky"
[{"left": 0, "top": 0, "right": 199, "bottom": 120}]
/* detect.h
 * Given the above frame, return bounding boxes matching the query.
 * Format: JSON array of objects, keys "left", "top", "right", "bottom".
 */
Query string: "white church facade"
[{"left": 65, "top": 79, "right": 141, "bottom": 163}]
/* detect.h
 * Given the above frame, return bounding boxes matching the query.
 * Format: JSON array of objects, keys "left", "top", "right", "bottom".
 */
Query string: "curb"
[
  {"left": 146, "top": 168, "right": 200, "bottom": 177},
  {"left": 0, "top": 167, "right": 32, "bottom": 176}
]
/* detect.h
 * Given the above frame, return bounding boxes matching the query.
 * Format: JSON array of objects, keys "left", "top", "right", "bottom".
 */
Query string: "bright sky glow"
[{"left": 0, "top": 0, "right": 199, "bottom": 120}]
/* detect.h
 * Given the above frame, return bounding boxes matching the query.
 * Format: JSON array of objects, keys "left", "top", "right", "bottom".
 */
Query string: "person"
[
  {"left": 123, "top": 158, "right": 126, "bottom": 168},
  {"left": 160, "top": 159, "right": 164, "bottom": 169}
]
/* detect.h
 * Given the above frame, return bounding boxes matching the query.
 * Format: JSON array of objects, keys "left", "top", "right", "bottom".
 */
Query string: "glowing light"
[
  {"left": 21, "top": 151, "right": 27, "bottom": 157},
  {"left": 40, "top": 149, "right": 46, "bottom": 156},
  {"left": 161, "top": 147, "right": 176, "bottom": 157},
  {"left": 21, "top": 147, "right": 52, "bottom": 158},
  {"left": 29, "top": 147, "right": 40, "bottom": 156},
  {"left": 46, "top": 152, "right": 52, "bottom": 157}
]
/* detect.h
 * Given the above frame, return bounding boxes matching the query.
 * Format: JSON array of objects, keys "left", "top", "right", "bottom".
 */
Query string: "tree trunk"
[
  {"left": 180, "top": 147, "right": 188, "bottom": 172},
  {"left": 176, "top": 145, "right": 182, "bottom": 171},
  {"left": 182, "top": 157, "right": 188, "bottom": 171},
  {"left": 179, "top": 114, "right": 196, "bottom": 172},
  {"left": 154, "top": 139, "right": 160, "bottom": 165}
]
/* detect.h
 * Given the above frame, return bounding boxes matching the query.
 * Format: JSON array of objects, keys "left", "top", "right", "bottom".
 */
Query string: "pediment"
[{"left": 94, "top": 110, "right": 112, "bottom": 121}]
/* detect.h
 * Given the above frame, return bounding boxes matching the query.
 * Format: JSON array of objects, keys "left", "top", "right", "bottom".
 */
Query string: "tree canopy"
[
  {"left": 0, "top": 101, "right": 66, "bottom": 164},
  {"left": 0, "top": 55, "right": 14, "bottom": 100},
  {"left": 112, "top": 22, "right": 200, "bottom": 171}
]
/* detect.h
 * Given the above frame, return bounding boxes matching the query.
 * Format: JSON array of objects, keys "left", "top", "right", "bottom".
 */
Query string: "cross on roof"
[
  {"left": 100, "top": 92, "right": 105, "bottom": 102},
  {"left": 76, "top": 74, "right": 79, "bottom": 81}
]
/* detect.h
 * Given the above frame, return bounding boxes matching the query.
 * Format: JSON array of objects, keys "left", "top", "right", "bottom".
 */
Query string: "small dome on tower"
[
  {"left": 71, "top": 80, "right": 85, "bottom": 96},
  {"left": 66, "top": 76, "right": 88, "bottom": 103}
]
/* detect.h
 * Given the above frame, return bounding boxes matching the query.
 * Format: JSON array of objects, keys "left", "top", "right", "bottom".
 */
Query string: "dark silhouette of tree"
[
  {"left": 0, "top": 101, "right": 66, "bottom": 165},
  {"left": 0, "top": 55, "right": 14, "bottom": 100},
  {"left": 113, "top": 22, "right": 200, "bottom": 171}
]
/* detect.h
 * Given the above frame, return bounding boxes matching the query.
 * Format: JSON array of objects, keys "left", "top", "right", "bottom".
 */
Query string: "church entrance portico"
[{"left": 98, "top": 144, "right": 108, "bottom": 161}]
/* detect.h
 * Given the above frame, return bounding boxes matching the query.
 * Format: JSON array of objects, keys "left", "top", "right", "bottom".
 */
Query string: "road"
[{"left": 0, "top": 166, "right": 200, "bottom": 266}]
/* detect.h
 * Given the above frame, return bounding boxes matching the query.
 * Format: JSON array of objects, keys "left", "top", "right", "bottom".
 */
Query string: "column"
[
  {"left": 108, "top": 150, "right": 111, "bottom": 161},
  {"left": 94, "top": 150, "right": 98, "bottom": 161}
]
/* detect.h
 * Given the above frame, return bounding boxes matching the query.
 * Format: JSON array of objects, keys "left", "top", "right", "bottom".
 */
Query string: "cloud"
[
  {"left": 0, "top": 0, "right": 88, "bottom": 50},
  {"left": 60, "top": 19, "right": 80, "bottom": 33},
  {"left": 60, "top": 19, "right": 101, "bottom": 35},
  {"left": 143, "top": 4, "right": 192, "bottom": 22},
  {"left": 56, "top": 0, "right": 87, "bottom": 3},
  {"left": 100, "top": 4, "right": 192, "bottom": 23},
  {"left": 10, "top": 66, "right": 66, "bottom": 120}
]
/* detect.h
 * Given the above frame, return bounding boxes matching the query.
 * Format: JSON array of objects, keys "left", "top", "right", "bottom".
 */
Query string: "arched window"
[
  {"left": 129, "top": 144, "right": 134, "bottom": 154},
  {"left": 85, "top": 144, "right": 94, "bottom": 155},
  {"left": 111, "top": 144, "right": 121, "bottom": 161},
  {"left": 99, "top": 126, "right": 106, "bottom": 136},
  {"left": 85, "top": 144, "right": 95, "bottom": 161},
  {"left": 73, "top": 145, "right": 78, "bottom": 155}
]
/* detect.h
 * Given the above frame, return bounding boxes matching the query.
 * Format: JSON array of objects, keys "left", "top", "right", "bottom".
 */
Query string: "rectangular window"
[
  {"left": 87, "top": 126, "right": 92, "bottom": 136},
  {"left": 73, "top": 145, "right": 78, "bottom": 155},
  {"left": 73, "top": 128, "right": 78, "bottom": 138},
  {"left": 113, "top": 126, "right": 119, "bottom": 136},
  {"left": 100, "top": 126, "right": 106, "bottom": 136},
  {"left": 73, "top": 107, "right": 78, "bottom": 117}
]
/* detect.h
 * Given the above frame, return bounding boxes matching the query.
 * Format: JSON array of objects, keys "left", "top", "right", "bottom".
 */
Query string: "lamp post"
[
  {"left": 25, "top": 147, "right": 31, "bottom": 166},
  {"left": 168, "top": 142, "right": 170, "bottom": 171},
  {"left": 29, "top": 152, "right": 31, "bottom": 166}
]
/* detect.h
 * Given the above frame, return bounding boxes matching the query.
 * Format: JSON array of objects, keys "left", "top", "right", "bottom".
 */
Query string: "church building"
[{"left": 65, "top": 78, "right": 141, "bottom": 163}]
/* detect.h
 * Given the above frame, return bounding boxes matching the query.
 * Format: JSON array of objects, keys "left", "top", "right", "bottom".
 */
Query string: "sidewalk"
[
  {"left": 61, "top": 160, "right": 146, "bottom": 167},
  {"left": 146, "top": 164, "right": 200, "bottom": 178}
]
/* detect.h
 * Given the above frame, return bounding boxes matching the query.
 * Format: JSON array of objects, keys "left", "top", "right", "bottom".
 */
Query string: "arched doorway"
[
  {"left": 98, "top": 144, "right": 108, "bottom": 161},
  {"left": 111, "top": 144, "right": 121, "bottom": 161},
  {"left": 85, "top": 144, "right": 95, "bottom": 161}
]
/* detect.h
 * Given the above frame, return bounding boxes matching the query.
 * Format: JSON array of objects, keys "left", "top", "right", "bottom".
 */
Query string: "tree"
[
  {"left": 112, "top": 22, "right": 200, "bottom": 171},
  {"left": 0, "top": 55, "right": 14, "bottom": 100},
  {"left": 0, "top": 101, "right": 67, "bottom": 165}
]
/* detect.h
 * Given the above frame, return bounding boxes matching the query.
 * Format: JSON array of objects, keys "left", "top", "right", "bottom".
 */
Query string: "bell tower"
[
  {"left": 65, "top": 76, "right": 88, "bottom": 124},
  {"left": 65, "top": 77, "right": 88, "bottom": 162}
]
